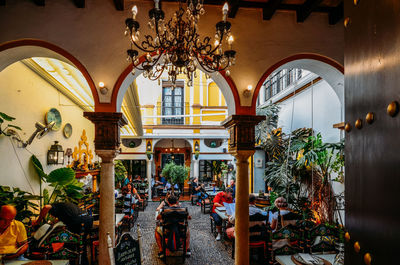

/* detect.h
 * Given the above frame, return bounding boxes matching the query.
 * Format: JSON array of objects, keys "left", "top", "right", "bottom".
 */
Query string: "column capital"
[
  {"left": 232, "top": 150, "right": 255, "bottom": 161},
  {"left": 222, "top": 115, "right": 265, "bottom": 153},
  {"left": 84, "top": 112, "right": 128, "bottom": 151},
  {"left": 96, "top": 149, "right": 119, "bottom": 163}
]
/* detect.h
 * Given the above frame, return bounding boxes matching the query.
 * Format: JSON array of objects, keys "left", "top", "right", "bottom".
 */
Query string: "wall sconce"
[
  {"left": 194, "top": 141, "right": 200, "bottom": 152},
  {"left": 98, "top": 82, "right": 108, "bottom": 95},
  {"left": 47, "top": 141, "right": 64, "bottom": 165},
  {"left": 65, "top": 148, "right": 73, "bottom": 165},
  {"left": 146, "top": 141, "right": 152, "bottom": 152},
  {"left": 243, "top": 84, "right": 252, "bottom": 97}
]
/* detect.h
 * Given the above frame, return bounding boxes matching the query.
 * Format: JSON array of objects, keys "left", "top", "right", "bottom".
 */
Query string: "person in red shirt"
[{"left": 211, "top": 187, "right": 233, "bottom": 241}]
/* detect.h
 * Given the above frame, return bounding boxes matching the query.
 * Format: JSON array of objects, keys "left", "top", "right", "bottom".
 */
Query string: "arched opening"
[
  {"left": 253, "top": 54, "right": 345, "bottom": 225},
  {"left": 253, "top": 53, "right": 344, "bottom": 114},
  {"left": 0, "top": 39, "right": 99, "bottom": 108},
  {"left": 112, "top": 55, "right": 240, "bottom": 116},
  {"left": 0, "top": 41, "right": 98, "bottom": 195}
]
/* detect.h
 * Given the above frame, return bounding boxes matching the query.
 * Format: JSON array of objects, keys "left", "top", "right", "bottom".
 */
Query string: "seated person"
[
  {"left": 121, "top": 185, "right": 136, "bottom": 217},
  {"left": 0, "top": 205, "right": 28, "bottom": 260},
  {"left": 33, "top": 202, "right": 93, "bottom": 236},
  {"left": 154, "top": 195, "right": 190, "bottom": 259},
  {"left": 165, "top": 182, "right": 179, "bottom": 191},
  {"left": 128, "top": 183, "right": 142, "bottom": 202},
  {"left": 156, "top": 191, "right": 177, "bottom": 212},
  {"left": 229, "top": 179, "right": 236, "bottom": 199},
  {"left": 211, "top": 188, "right": 233, "bottom": 241},
  {"left": 270, "top": 197, "right": 299, "bottom": 231},
  {"left": 191, "top": 178, "right": 202, "bottom": 204},
  {"left": 123, "top": 174, "right": 133, "bottom": 187},
  {"left": 226, "top": 194, "right": 267, "bottom": 239}
]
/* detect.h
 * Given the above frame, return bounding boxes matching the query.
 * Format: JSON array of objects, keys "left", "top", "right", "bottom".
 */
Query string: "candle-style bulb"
[
  {"left": 222, "top": 3, "right": 229, "bottom": 21},
  {"left": 228, "top": 35, "right": 234, "bottom": 45},
  {"left": 132, "top": 5, "right": 138, "bottom": 19},
  {"left": 223, "top": 3, "right": 229, "bottom": 13}
]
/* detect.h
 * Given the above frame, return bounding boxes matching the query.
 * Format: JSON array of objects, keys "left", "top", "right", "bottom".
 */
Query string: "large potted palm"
[{"left": 161, "top": 162, "right": 189, "bottom": 193}]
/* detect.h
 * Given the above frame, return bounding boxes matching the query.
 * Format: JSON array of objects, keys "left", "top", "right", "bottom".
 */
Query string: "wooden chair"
[
  {"left": 201, "top": 196, "right": 213, "bottom": 214},
  {"left": 160, "top": 207, "right": 189, "bottom": 262},
  {"left": 309, "top": 224, "right": 338, "bottom": 253},
  {"left": 231, "top": 212, "right": 272, "bottom": 263},
  {"left": 272, "top": 224, "right": 302, "bottom": 260},
  {"left": 43, "top": 225, "right": 84, "bottom": 265}
]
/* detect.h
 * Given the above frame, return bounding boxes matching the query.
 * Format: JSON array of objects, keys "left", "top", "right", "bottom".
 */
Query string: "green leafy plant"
[
  {"left": 31, "top": 155, "right": 83, "bottom": 205},
  {"left": 0, "top": 111, "right": 21, "bottom": 136},
  {"left": 114, "top": 160, "right": 127, "bottom": 187},
  {"left": 161, "top": 162, "right": 189, "bottom": 191},
  {"left": 0, "top": 186, "right": 40, "bottom": 224}
]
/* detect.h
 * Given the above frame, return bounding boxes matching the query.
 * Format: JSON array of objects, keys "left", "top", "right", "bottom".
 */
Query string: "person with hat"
[{"left": 0, "top": 205, "right": 28, "bottom": 259}]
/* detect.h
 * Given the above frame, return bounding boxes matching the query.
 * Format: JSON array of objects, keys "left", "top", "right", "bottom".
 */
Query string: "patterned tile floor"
[{"left": 132, "top": 201, "right": 234, "bottom": 265}]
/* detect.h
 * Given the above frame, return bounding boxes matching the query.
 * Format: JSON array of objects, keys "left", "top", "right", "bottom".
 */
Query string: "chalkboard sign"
[{"left": 114, "top": 233, "right": 141, "bottom": 265}]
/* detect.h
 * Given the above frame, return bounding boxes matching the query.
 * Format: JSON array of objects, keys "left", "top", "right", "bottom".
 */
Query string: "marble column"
[
  {"left": 96, "top": 150, "right": 118, "bottom": 265},
  {"left": 193, "top": 157, "right": 199, "bottom": 179},
  {"left": 84, "top": 112, "right": 127, "bottom": 265},
  {"left": 222, "top": 114, "right": 265, "bottom": 265},
  {"left": 146, "top": 158, "right": 152, "bottom": 200}
]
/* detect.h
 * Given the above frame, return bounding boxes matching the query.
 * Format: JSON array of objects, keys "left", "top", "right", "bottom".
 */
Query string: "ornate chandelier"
[{"left": 124, "top": 0, "right": 236, "bottom": 86}]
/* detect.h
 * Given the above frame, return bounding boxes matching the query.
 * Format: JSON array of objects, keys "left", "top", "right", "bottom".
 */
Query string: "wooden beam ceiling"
[
  {"left": 262, "top": 0, "right": 283, "bottom": 20},
  {"left": 114, "top": 0, "right": 124, "bottom": 11},
  {"left": 328, "top": 1, "right": 343, "bottom": 25},
  {"left": 33, "top": 0, "right": 45, "bottom": 6},
  {"left": 228, "top": 0, "right": 241, "bottom": 18},
  {"left": 73, "top": 0, "right": 85, "bottom": 8},
  {"left": 296, "top": 0, "right": 324, "bottom": 23}
]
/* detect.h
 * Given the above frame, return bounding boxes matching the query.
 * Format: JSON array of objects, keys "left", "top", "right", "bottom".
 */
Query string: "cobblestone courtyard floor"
[{"left": 132, "top": 201, "right": 234, "bottom": 265}]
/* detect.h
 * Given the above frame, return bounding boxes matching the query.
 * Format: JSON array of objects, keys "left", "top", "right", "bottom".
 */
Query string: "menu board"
[{"left": 114, "top": 233, "right": 141, "bottom": 265}]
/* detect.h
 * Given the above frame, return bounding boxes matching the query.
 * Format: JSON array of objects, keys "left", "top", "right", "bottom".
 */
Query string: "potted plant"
[
  {"left": 31, "top": 155, "right": 84, "bottom": 206},
  {"left": 161, "top": 162, "right": 189, "bottom": 193},
  {"left": 146, "top": 151, "right": 153, "bottom": 160}
]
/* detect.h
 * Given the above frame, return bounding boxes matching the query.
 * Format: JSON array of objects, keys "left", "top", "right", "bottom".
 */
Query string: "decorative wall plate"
[
  {"left": 45, "top": 108, "right": 62, "bottom": 131},
  {"left": 63, "top": 123, "right": 72, "bottom": 138}
]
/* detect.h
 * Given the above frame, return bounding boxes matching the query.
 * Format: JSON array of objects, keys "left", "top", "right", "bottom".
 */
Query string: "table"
[
  {"left": 4, "top": 260, "right": 69, "bottom": 265},
  {"left": 214, "top": 207, "right": 229, "bottom": 242},
  {"left": 275, "top": 254, "right": 336, "bottom": 265},
  {"left": 93, "top": 213, "right": 125, "bottom": 227}
]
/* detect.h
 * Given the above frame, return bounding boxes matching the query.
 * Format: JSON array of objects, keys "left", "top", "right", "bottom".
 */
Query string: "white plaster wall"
[
  {"left": 276, "top": 79, "right": 344, "bottom": 198},
  {"left": 0, "top": 62, "right": 94, "bottom": 195},
  {"left": 278, "top": 79, "right": 342, "bottom": 143}
]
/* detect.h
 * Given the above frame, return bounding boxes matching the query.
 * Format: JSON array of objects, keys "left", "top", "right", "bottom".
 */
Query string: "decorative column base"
[{"left": 222, "top": 115, "right": 265, "bottom": 265}]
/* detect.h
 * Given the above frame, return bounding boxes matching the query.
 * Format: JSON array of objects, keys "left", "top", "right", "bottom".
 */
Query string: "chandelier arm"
[{"left": 131, "top": 40, "right": 156, "bottom": 53}]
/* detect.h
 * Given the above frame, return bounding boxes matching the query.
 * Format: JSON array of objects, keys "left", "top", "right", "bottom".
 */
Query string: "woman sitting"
[{"left": 270, "top": 197, "right": 300, "bottom": 231}]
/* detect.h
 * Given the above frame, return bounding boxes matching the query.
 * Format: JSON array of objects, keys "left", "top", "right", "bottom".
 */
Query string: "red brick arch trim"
[{"left": 252, "top": 53, "right": 344, "bottom": 112}]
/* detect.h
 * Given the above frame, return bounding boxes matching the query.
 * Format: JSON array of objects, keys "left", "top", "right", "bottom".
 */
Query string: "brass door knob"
[
  {"left": 354, "top": 241, "right": 361, "bottom": 253},
  {"left": 355, "top": 119, "right": 363, "bottom": 129},
  {"left": 387, "top": 101, "right": 399, "bottom": 117},
  {"left": 366, "top": 112, "right": 374, "bottom": 124}
]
